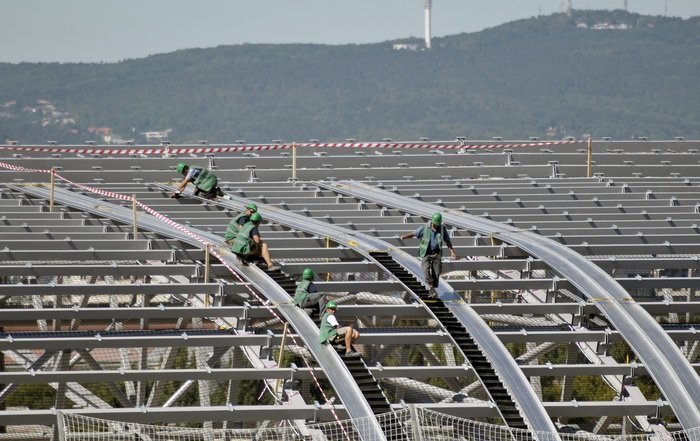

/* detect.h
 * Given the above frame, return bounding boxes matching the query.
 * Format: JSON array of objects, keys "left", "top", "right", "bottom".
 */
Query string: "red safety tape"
[
  {"left": 0, "top": 160, "right": 349, "bottom": 432},
  {"left": 0, "top": 140, "right": 579, "bottom": 156}
]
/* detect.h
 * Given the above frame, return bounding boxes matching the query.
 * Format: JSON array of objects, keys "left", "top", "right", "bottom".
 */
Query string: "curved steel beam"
[
  {"left": 14, "top": 184, "right": 386, "bottom": 441},
  {"left": 198, "top": 189, "right": 558, "bottom": 436},
  {"left": 323, "top": 180, "right": 700, "bottom": 430}
]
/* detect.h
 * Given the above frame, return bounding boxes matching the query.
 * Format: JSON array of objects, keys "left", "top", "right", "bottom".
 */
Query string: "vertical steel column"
[{"left": 587, "top": 137, "right": 593, "bottom": 178}]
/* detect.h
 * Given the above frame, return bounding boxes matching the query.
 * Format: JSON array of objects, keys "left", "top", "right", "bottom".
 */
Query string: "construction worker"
[
  {"left": 294, "top": 268, "right": 326, "bottom": 314},
  {"left": 230, "top": 212, "right": 279, "bottom": 271},
  {"left": 224, "top": 203, "right": 258, "bottom": 245},
  {"left": 319, "top": 301, "right": 360, "bottom": 358},
  {"left": 400, "top": 212, "right": 458, "bottom": 297},
  {"left": 171, "top": 162, "right": 223, "bottom": 200}
]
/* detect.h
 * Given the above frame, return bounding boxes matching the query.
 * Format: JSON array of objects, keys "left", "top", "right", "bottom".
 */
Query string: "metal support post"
[
  {"left": 131, "top": 194, "right": 138, "bottom": 239},
  {"left": 326, "top": 236, "right": 332, "bottom": 281},
  {"left": 586, "top": 137, "right": 593, "bottom": 178},
  {"left": 204, "top": 245, "right": 211, "bottom": 307},
  {"left": 275, "top": 322, "right": 289, "bottom": 397},
  {"left": 408, "top": 404, "right": 423, "bottom": 441},
  {"left": 292, "top": 142, "right": 297, "bottom": 181},
  {"left": 49, "top": 168, "right": 56, "bottom": 213},
  {"left": 55, "top": 411, "right": 65, "bottom": 441}
]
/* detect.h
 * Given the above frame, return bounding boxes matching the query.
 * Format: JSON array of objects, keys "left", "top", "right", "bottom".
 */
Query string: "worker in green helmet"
[
  {"left": 224, "top": 203, "right": 258, "bottom": 245},
  {"left": 171, "top": 162, "right": 224, "bottom": 200},
  {"left": 230, "top": 212, "right": 278, "bottom": 271},
  {"left": 400, "top": 212, "right": 458, "bottom": 298},
  {"left": 293, "top": 268, "right": 326, "bottom": 314},
  {"left": 319, "top": 300, "right": 360, "bottom": 358}
]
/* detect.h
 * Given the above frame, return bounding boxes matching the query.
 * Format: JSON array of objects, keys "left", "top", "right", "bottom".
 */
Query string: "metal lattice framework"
[{"left": 1, "top": 139, "right": 700, "bottom": 441}]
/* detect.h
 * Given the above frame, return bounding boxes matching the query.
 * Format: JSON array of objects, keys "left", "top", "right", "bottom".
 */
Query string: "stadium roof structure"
[{"left": 1, "top": 139, "right": 700, "bottom": 441}]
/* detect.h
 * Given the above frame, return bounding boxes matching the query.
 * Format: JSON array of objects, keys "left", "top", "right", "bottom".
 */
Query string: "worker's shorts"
[{"left": 331, "top": 327, "right": 351, "bottom": 341}]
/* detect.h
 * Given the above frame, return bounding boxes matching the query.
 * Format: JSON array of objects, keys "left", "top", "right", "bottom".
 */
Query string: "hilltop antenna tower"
[
  {"left": 560, "top": 0, "right": 572, "bottom": 16},
  {"left": 424, "top": 0, "right": 432, "bottom": 49},
  {"left": 624, "top": 0, "right": 628, "bottom": 11}
]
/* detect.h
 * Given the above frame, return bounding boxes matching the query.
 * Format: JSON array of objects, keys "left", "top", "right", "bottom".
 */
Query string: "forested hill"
[{"left": 1, "top": 10, "right": 698, "bottom": 145}]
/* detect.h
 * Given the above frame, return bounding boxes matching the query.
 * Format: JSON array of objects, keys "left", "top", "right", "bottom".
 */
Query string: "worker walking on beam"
[{"left": 400, "top": 212, "right": 458, "bottom": 297}]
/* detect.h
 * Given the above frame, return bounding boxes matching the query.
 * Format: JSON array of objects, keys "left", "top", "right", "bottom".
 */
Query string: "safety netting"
[{"left": 58, "top": 407, "right": 700, "bottom": 441}]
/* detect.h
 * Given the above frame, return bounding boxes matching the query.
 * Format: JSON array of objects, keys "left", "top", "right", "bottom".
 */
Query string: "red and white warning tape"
[
  {"left": 0, "top": 161, "right": 51, "bottom": 174},
  {"left": 0, "top": 140, "right": 579, "bottom": 156}
]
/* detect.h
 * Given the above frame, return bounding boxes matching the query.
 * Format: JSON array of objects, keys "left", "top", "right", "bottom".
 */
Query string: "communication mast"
[
  {"left": 424, "top": 0, "right": 432, "bottom": 49},
  {"left": 559, "top": 0, "right": 572, "bottom": 16}
]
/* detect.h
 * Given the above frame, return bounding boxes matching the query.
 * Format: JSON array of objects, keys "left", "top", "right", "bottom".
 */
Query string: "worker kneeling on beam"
[
  {"left": 225, "top": 203, "right": 258, "bottom": 245},
  {"left": 171, "top": 162, "right": 223, "bottom": 200},
  {"left": 230, "top": 212, "right": 279, "bottom": 271},
  {"left": 319, "top": 301, "right": 360, "bottom": 358}
]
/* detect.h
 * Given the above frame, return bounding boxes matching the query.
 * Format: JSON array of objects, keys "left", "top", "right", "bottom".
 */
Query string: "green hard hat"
[
  {"left": 250, "top": 212, "right": 262, "bottom": 222},
  {"left": 176, "top": 163, "right": 187, "bottom": 174},
  {"left": 326, "top": 300, "right": 337, "bottom": 309},
  {"left": 302, "top": 268, "right": 315, "bottom": 280},
  {"left": 431, "top": 212, "right": 442, "bottom": 226},
  {"left": 245, "top": 203, "right": 258, "bottom": 212}
]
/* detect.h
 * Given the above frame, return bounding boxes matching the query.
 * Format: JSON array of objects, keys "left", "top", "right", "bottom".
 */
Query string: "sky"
[{"left": 3, "top": 0, "right": 699, "bottom": 64}]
